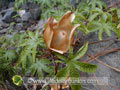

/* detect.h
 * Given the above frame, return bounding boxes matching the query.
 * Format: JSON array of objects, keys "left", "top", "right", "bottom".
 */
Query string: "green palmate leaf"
[
  {"left": 17, "top": 39, "right": 29, "bottom": 47},
  {"left": 88, "top": 0, "right": 106, "bottom": 9},
  {"left": 117, "top": 23, "right": 120, "bottom": 29},
  {"left": 97, "top": 0, "right": 107, "bottom": 9},
  {"left": 14, "top": 0, "right": 27, "bottom": 10},
  {"left": 39, "top": 0, "right": 51, "bottom": 8},
  {"left": 56, "top": 67, "right": 69, "bottom": 78},
  {"left": 55, "top": 66, "right": 69, "bottom": 86},
  {"left": 105, "top": 28, "right": 111, "bottom": 37},
  {"left": 87, "top": 22, "right": 99, "bottom": 32},
  {"left": 19, "top": 46, "right": 31, "bottom": 68},
  {"left": 89, "top": 13, "right": 99, "bottom": 22},
  {"left": 91, "top": 7, "right": 102, "bottom": 13},
  {"left": 102, "top": 12, "right": 107, "bottom": 21},
  {"left": 114, "top": 24, "right": 120, "bottom": 38},
  {"left": 30, "top": 59, "right": 52, "bottom": 77},
  {"left": 32, "top": 47, "right": 37, "bottom": 63},
  {"left": 17, "top": 30, "right": 45, "bottom": 68},
  {"left": 107, "top": 13, "right": 112, "bottom": 22},
  {"left": 76, "top": 12, "right": 87, "bottom": 21},
  {"left": 75, "top": 21, "right": 89, "bottom": 34},
  {"left": 98, "top": 29, "right": 104, "bottom": 40},
  {"left": 69, "top": 64, "right": 80, "bottom": 77},
  {"left": 108, "top": 8, "right": 119, "bottom": 22},
  {"left": 71, "top": 42, "right": 88, "bottom": 61},
  {"left": 108, "top": 8, "right": 117, "bottom": 12},
  {"left": 71, "top": 84, "right": 82, "bottom": 90},
  {"left": 88, "top": 18, "right": 114, "bottom": 40},
  {"left": 69, "top": 46, "right": 73, "bottom": 58},
  {"left": 35, "top": 30, "right": 39, "bottom": 38},
  {"left": 73, "top": 61, "right": 98, "bottom": 73},
  {"left": 69, "top": 64, "right": 81, "bottom": 90},
  {"left": 55, "top": 60, "right": 64, "bottom": 63},
  {"left": 18, "top": 30, "right": 44, "bottom": 48},
  {"left": 55, "top": 52, "right": 67, "bottom": 61},
  {"left": 28, "top": 31, "right": 34, "bottom": 39},
  {"left": 117, "top": 9, "right": 120, "bottom": 19},
  {"left": 5, "top": 50, "right": 17, "bottom": 61},
  {"left": 112, "top": 12, "right": 119, "bottom": 23},
  {"left": 115, "top": 30, "right": 120, "bottom": 39}
]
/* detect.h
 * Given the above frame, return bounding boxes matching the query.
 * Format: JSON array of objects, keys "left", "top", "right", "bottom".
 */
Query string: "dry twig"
[
  {"left": 85, "top": 47, "right": 120, "bottom": 63},
  {"left": 89, "top": 37, "right": 117, "bottom": 45},
  {"left": 88, "top": 54, "right": 120, "bottom": 72}
]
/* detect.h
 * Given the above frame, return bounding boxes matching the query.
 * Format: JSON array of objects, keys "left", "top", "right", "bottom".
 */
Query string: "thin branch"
[
  {"left": 88, "top": 37, "right": 117, "bottom": 45},
  {"left": 102, "top": 42, "right": 114, "bottom": 50},
  {"left": 85, "top": 47, "right": 120, "bottom": 63},
  {"left": 88, "top": 54, "right": 120, "bottom": 72}
]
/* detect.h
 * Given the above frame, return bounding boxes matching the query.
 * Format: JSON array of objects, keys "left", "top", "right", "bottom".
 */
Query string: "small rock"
[
  {"left": 2, "top": 8, "right": 16, "bottom": 23},
  {"left": 14, "top": 23, "right": 23, "bottom": 31},
  {"left": 8, "top": 2, "right": 14, "bottom": 8},
  {"left": 21, "top": 2, "right": 42, "bottom": 20},
  {"left": 19, "top": 30, "right": 26, "bottom": 33},
  {"left": 27, "top": 25, "right": 35, "bottom": 31},
  {"left": 21, "top": 12, "right": 32, "bottom": 22},
  {"left": 0, "top": 27, "right": 10, "bottom": 34},
  {"left": 0, "top": 15, "right": 2, "bottom": 20},
  {"left": 0, "top": 21, "right": 3, "bottom": 27},
  {"left": 0, "top": 26, "right": 3, "bottom": 30},
  {"left": 15, "top": 17, "right": 22, "bottom": 23},
  {"left": 17, "top": 10, "right": 26, "bottom": 17},
  {"left": 2, "top": 22, "right": 9, "bottom": 28},
  {"left": 22, "top": 22, "right": 31, "bottom": 30},
  {"left": 35, "top": 20, "right": 46, "bottom": 30},
  {"left": 0, "top": 20, "right": 9, "bottom": 28},
  {"left": 30, "top": 8, "right": 42, "bottom": 20},
  {"left": 114, "top": 40, "right": 120, "bottom": 47},
  {"left": 0, "top": 16, "right": 3, "bottom": 29},
  {"left": 21, "top": 3, "right": 29, "bottom": 10}
]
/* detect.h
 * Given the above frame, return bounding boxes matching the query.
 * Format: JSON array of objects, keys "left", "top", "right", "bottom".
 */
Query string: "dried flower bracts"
[{"left": 43, "top": 11, "right": 80, "bottom": 54}]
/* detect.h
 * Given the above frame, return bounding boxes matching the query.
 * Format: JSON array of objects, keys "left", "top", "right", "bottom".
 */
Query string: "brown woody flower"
[{"left": 43, "top": 11, "right": 80, "bottom": 54}]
